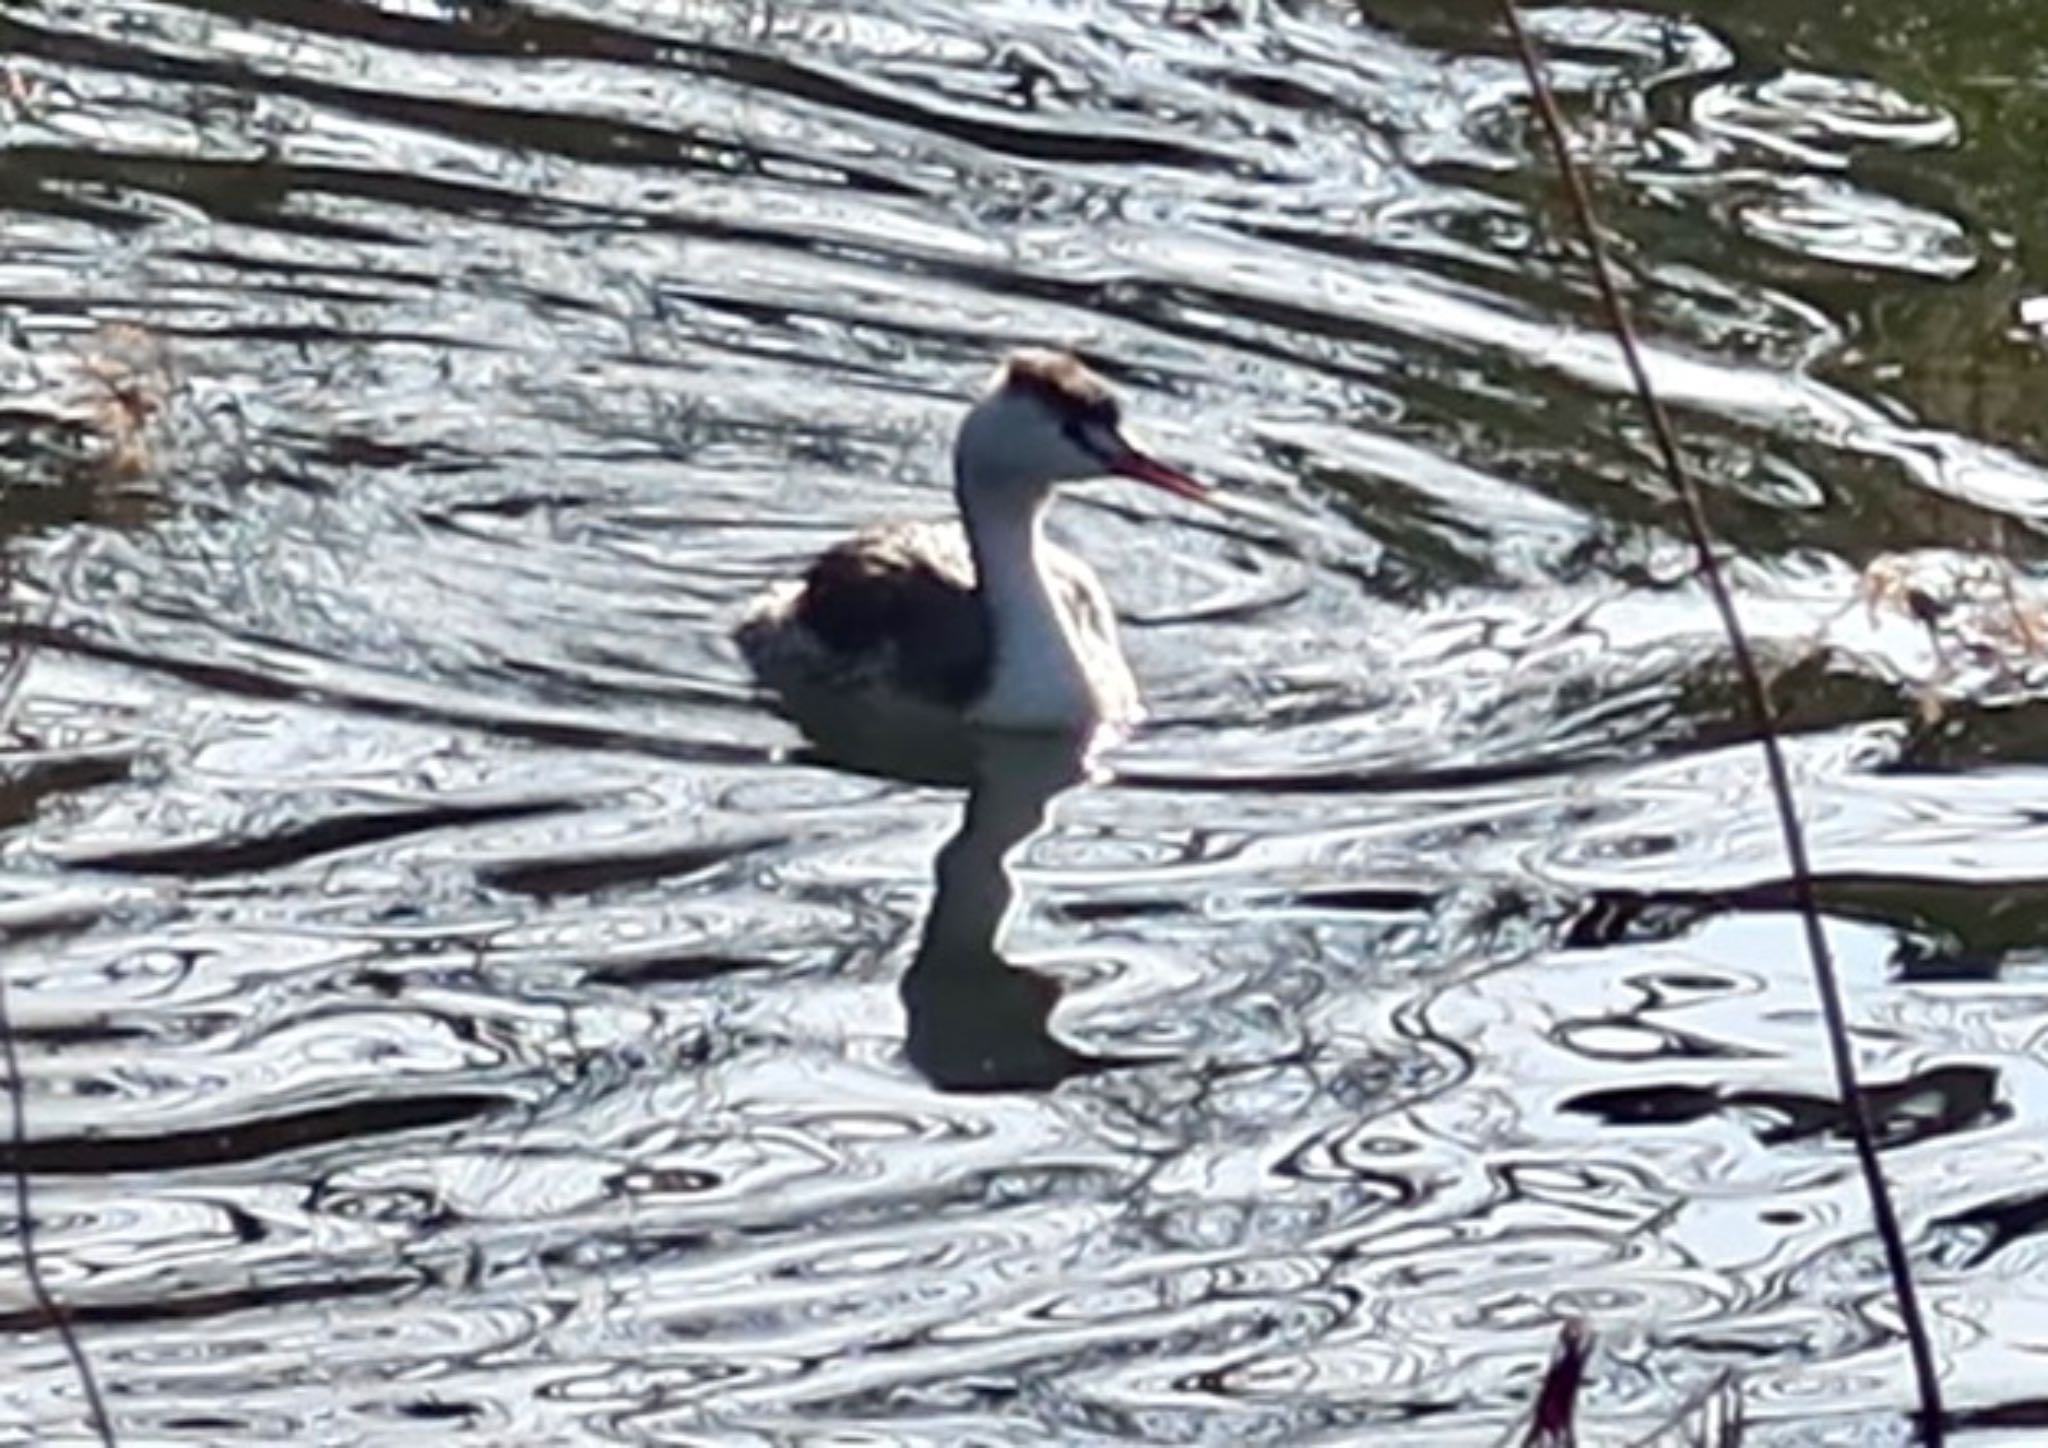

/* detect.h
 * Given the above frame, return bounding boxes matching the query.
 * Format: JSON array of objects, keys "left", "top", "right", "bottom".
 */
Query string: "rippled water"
[{"left": 3, "top": 0, "right": 2047, "bottom": 1442}]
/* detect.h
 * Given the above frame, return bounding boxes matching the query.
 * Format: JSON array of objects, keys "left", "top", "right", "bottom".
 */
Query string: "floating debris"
[{"left": 0, "top": 321, "right": 171, "bottom": 521}]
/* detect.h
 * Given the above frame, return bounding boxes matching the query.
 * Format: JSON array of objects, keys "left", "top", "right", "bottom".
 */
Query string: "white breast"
[{"left": 967, "top": 540, "right": 1137, "bottom": 731}]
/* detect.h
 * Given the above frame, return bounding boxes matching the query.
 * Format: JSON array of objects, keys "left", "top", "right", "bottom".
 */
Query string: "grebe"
[{"left": 737, "top": 349, "right": 1207, "bottom": 733}]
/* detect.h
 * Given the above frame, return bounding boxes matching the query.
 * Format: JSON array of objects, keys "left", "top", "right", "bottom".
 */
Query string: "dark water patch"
[
  {"left": 481, "top": 836, "right": 779, "bottom": 896},
  {"left": 0, "top": 1271, "right": 423, "bottom": 1333},
  {"left": 582, "top": 954, "right": 777, "bottom": 986},
  {"left": 1051, "top": 896, "right": 1194, "bottom": 923},
  {"left": 681, "top": 42, "right": 1249, "bottom": 171},
  {"left": 1938, "top": 1190, "right": 2048, "bottom": 1271},
  {"left": 128, "top": 0, "right": 676, "bottom": 66},
  {"left": 67, "top": 798, "right": 569, "bottom": 878},
  {"left": 0, "top": 749, "right": 132, "bottom": 829},
  {"left": 1563, "top": 1062, "right": 2002, "bottom": 1149},
  {"left": 393, "top": 1398, "right": 484, "bottom": 1423},
  {"left": 1286, "top": 885, "right": 1441, "bottom": 914},
  {"left": 0, "top": 1017, "right": 156, "bottom": 1048},
  {"left": 0, "top": 14, "right": 926, "bottom": 198},
  {"left": 1957, "top": 1399, "right": 2048, "bottom": 1431},
  {"left": 0, "top": 1092, "right": 508, "bottom": 1174},
  {"left": 1565, "top": 873, "right": 2048, "bottom": 980},
  {"left": 19, "top": 620, "right": 773, "bottom": 766}
]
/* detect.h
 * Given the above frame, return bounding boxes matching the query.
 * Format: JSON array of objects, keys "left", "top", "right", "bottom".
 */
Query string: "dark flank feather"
[{"left": 793, "top": 522, "right": 993, "bottom": 705}]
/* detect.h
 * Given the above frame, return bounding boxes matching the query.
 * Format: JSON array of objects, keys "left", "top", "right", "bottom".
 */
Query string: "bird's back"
[{"left": 737, "top": 521, "right": 993, "bottom": 710}]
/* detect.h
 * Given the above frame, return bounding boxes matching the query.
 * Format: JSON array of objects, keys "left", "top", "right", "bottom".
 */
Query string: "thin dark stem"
[
  {"left": 1492, "top": 3, "right": 1945, "bottom": 1440},
  {"left": 0, "top": 966, "right": 116, "bottom": 1445},
  {"left": 2, "top": 544, "right": 117, "bottom": 1444}
]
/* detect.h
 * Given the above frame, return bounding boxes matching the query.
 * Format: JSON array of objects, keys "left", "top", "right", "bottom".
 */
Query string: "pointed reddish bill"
[{"left": 1108, "top": 445, "right": 1210, "bottom": 503}]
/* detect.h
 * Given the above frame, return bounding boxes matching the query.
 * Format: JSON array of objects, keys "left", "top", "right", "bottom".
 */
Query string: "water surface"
[{"left": 3, "top": 0, "right": 2048, "bottom": 1442}]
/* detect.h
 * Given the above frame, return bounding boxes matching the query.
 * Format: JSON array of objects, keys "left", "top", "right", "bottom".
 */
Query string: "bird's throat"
[{"left": 964, "top": 499, "right": 1098, "bottom": 730}]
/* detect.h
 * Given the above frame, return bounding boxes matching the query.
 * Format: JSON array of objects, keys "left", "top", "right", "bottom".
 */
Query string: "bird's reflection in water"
[
  {"left": 793, "top": 720, "right": 1140, "bottom": 1092},
  {"left": 903, "top": 729, "right": 1143, "bottom": 1092}
]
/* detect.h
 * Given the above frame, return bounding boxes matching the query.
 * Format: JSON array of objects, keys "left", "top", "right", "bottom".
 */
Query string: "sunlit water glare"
[{"left": 3, "top": 0, "right": 2048, "bottom": 1442}]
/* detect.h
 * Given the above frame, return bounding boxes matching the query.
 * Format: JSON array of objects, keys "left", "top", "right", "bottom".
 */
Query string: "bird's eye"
[{"left": 1063, "top": 418, "right": 1113, "bottom": 462}]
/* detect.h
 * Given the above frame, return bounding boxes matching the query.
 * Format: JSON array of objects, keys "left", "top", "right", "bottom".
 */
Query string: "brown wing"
[{"left": 794, "top": 522, "right": 992, "bottom": 706}]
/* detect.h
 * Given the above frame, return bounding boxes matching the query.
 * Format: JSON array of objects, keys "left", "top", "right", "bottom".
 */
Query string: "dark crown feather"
[{"left": 994, "top": 349, "right": 1122, "bottom": 429}]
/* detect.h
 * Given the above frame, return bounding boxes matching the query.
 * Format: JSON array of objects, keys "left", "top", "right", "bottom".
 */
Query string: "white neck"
[{"left": 960, "top": 488, "right": 1099, "bottom": 731}]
